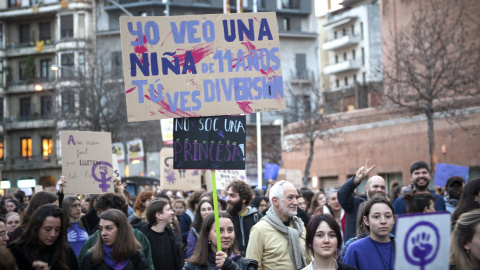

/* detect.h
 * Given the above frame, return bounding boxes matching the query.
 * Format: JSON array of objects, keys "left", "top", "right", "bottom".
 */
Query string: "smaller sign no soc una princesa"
[{"left": 173, "top": 115, "right": 246, "bottom": 170}]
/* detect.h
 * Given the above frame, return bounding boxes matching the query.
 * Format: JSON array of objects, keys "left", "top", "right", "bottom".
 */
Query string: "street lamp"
[{"left": 34, "top": 84, "right": 43, "bottom": 91}]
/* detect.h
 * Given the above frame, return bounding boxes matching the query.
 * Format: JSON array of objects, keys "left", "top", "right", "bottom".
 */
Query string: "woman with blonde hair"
[
  {"left": 450, "top": 209, "right": 480, "bottom": 270},
  {"left": 81, "top": 209, "right": 148, "bottom": 270}
]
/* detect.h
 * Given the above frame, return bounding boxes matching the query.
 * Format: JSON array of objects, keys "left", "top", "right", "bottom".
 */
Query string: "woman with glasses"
[
  {"left": 62, "top": 195, "right": 89, "bottom": 257},
  {"left": 0, "top": 217, "right": 9, "bottom": 247}
]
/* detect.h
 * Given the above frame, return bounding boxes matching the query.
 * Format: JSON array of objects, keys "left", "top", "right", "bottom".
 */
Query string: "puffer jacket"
[
  {"left": 183, "top": 255, "right": 258, "bottom": 270},
  {"left": 81, "top": 250, "right": 149, "bottom": 270}
]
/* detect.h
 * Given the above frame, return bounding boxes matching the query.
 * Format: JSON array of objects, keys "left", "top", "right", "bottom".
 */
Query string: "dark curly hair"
[
  {"left": 225, "top": 179, "right": 253, "bottom": 206},
  {"left": 94, "top": 193, "right": 128, "bottom": 216}
]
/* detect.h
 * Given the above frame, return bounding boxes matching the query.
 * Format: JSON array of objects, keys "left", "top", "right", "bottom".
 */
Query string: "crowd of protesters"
[{"left": 0, "top": 159, "right": 479, "bottom": 270}]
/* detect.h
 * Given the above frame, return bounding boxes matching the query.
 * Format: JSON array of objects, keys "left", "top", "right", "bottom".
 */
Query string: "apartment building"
[
  {"left": 0, "top": 0, "right": 95, "bottom": 190},
  {"left": 319, "top": 0, "right": 381, "bottom": 112}
]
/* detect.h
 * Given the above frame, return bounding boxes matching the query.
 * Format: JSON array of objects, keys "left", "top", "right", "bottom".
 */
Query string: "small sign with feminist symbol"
[
  {"left": 395, "top": 212, "right": 450, "bottom": 270},
  {"left": 61, "top": 131, "right": 115, "bottom": 194}
]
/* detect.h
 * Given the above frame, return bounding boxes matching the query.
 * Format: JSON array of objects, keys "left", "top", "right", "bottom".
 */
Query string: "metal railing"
[{"left": 9, "top": 155, "right": 57, "bottom": 169}]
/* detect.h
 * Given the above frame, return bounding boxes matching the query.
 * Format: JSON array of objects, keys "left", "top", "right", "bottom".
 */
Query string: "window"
[
  {"left": 41, "top": 96, "right": 52, "bottom": 116},
  {"left": 344, "top": 77, "right": 348, "bottom": 86},
  {"left": 353, "top": 74, "right": 357, "bottom": 83},
  {"left": 19, "top": 24, "right": 30, "bottom": 43},
  {"left": 40, "top": 59, "right": 51, "bottom": 80},
  {"left": 0, "top": 61, "right": 3, "bottom": 86},
  {"left": 361, "top": 22, "right": 364, "bottom": 39},
  {"left": 363, "top": 72, "right": 366, "bottom": 84},
  {"left": 0, "top": 98, "right": 3, "bottom": 122},
  {"left": 361, "top": 47, "right": 365, "bottom": 65},
  {"left": 336, "top": 79, "right": 340, "bottom": 88},
  {"left": 19, "top": 61, "right": 25, "bottom": 80},
  {"left": 111, "top": 51, "right": 122, "bottom": 77},
  {"left": 39, "top": 22, "right": 51, "bottom": 40},
  {"left": 78, "top": 53, "right": 85, "bottom": 75},
  {"left": 41, "top": 137, "right": 53, "bottom": 157},
  {"left": 343, "top": 52, "right": 347, "bottom": 61},
  {"left": 282, "top": 0, "right": 299, "bottom": 9},
  {"left": 0, "top": 138, "right": 3, "bottom": 160},
  {"left": 9, "top": 0, "right": 20, "bottom": 8},
  {"left": 21, "top": 137, "right": 32, "bottom": 158},
  {"left": 295, "top": 53, "right": 306, "bottom": 79},
  {"left": 0, "top": 24, "right": 3, "bottom": 48},
  {"left": 335, "top": 55, "right": 338, "bottom": 63},
  {"left": 20, "top": 98, "right": 31, "bottom": 118},
  {"left": 61, "top": 90, "right": 75, "bottom": 115},
  {"left": 78, "top": 14, "right": 85, "bottom": 38},
  {"left": 61, "top": 53, "right": 74, "bottom": 78},
  {"left": 138, "top": 11, "right": 148, "bottom": 16},
  {"left": 60, "top": 15, "right": 74, "bottom": 39},
  {"left": 352, "top": 49, "right": 356, "bottom": 60},
  {"left": 334, "top": 31, "right": 337, "bottom": 39},
  {"left": 282, "top": 18, "right": 290, "bottom": 31},
  {"left": 302, "top": 95, "right": 311, "bottom": 113},
  {"left": 342, "top": 28, "right": 346, "bottom": 36},
  {"left": 351, "top": 24, "right": 355, "bottom": 34}
]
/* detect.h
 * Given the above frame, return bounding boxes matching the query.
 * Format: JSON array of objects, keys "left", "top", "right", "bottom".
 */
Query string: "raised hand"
[
  {"left": 412, "top": 232, "right": 433, "bottom": 264},
  {"left": 215, "top": 251, "right": 228, "bottom": 268},
  {"left": 353, "top": 159, "right": 376, "bottom": 184},
  {"left": 58, "top": 175, "right": 67, "bottom": 193}
]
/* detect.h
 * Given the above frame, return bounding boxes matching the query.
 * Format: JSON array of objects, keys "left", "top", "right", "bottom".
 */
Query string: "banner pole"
[{"left": 211, "top": 170, "right": 222, "bottom": 252}]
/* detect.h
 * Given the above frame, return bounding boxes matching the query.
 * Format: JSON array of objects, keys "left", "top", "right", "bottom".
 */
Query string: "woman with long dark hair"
[
  {"left": 452, "top": 178, "right": 480, "bottom": 227},
  {"left": 7, "top": 191, "right": 58, "bottom": 244},
  {"left": 303, "top": 214, "right": 357, "bottom": 270},
  {"left": 62, "top": 195, "right": 89, "bottom": 257},
  {"left": 183, "top": 212, "right": 257, "bottom": 269},
  {"left": 186, "top": 200, "right": 214, "bottom": 259},
  {"left": 8, "top": 204, "right": 78, "bottom": 270},
  {"left": 81, "top": 209, "right": 148, "bottom": 270}
]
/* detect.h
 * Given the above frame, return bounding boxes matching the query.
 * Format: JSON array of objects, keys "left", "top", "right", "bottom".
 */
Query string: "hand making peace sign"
[{"left": 353, "top": 159, "right": 376, "bottom": 184}]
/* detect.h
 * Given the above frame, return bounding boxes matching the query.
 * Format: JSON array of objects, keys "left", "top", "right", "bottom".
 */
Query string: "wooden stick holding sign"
[{"left": 211, "top": 170, "right": 222, "bottom": 251}]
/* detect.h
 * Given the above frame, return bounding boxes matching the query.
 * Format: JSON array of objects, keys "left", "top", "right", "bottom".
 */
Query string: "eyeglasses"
[{"left": 0, "top": 231, "right": 7, "bottom": 237}]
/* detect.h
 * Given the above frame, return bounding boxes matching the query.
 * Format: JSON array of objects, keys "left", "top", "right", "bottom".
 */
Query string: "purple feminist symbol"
[
  {"left": 91, "top": 161, "right": 113, "bottom": 192},
  {"left": 404, "top": 221, "right": 440, "bottom": 270}
]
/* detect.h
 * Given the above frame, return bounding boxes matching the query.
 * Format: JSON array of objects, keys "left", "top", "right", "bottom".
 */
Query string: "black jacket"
[
  {"left": 81, "top": 250, "right": 149, "bottom": 270},
  {"left": 136, "top": 222, "right": 184, "bottom": 270},
  {"left": 8, "top": 241, "right": 79, "bottom": 270},
  {"left": 337, "top": 176, "right": 368, "bottom": 242},
  {"left": 183, "top": 256, "right": 258, "bottom": 270},
  {"left": 81, "top": 208, "right": 100, "bottom": 236},
  {"left": 230, "top": 206, "right": 262, "bottom": 254}
]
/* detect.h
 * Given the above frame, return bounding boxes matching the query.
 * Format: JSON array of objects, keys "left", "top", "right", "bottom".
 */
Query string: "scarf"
[
  {"left": 262, "top": 207, "right": 307, "bottom": 269},
  {"left": 103, "top": 243, "right": 129, "bottom": 270}
]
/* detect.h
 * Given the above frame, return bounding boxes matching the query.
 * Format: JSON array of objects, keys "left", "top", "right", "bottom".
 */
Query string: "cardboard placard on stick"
[
  {"left": 173, "top": 115, "right": 246, "bottom": 170},
  {"left": 119, "top": 12, "right": 284, "bottom": 121},
  {"left": 61, "top": 131, "right": 114, "bottom": 194},
  {"left": 205, "top": 169, "right": 246, "bottom": 191},
  {"left": 160, "top": 147, "right": 201, "bottom": 190}
]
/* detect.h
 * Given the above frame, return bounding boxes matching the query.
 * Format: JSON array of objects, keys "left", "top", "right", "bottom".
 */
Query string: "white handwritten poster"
[
  {"left": 205, "top": 170, "right": 247, "bottom": 191},
  {"left": 395, "top": 212, "right": 450, "bottom": 270},
  {"left": 61, "top": 131, "right": 114, "bottom": 194}
]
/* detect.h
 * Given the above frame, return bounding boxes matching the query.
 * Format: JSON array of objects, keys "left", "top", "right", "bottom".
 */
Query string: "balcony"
[
  {"left": 6, "top": 78, "right": 55, "bottom": 93},
  {"left": 7, "top": 155, "right": 59, "bottom": 170},
  {"left": 323, "top": 34, "right": 360, "bottom": 51},
  {"left": 5, "top": 39, "right": 56, "bottom": 57},
  {"left": 4, "top": 115, "right": 57, "bottom": 130},
  {"left": 323, "top": 60, "right": 361, "bottom": 75}
]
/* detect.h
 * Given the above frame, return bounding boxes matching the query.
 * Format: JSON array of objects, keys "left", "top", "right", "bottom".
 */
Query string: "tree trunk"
[
  {"left": 303, "top": 138, "right": 315, "bottom": 187},
  {"left": 426, "top": 110, "right": 436, "bottom": 178}
]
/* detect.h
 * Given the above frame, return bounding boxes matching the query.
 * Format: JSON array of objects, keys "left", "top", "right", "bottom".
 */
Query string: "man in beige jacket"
[{"left": 246, "top": 180, "right": 310, "bottom": 270}]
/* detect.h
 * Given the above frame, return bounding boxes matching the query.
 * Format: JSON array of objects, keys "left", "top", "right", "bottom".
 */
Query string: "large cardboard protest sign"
[
  {"left": 395, "top": 212, "right": 450, "bottom": 270},
  {"left": 264, "top": 163, "right": 280, "bottom": 180},
  {"left": 119, "top": 12, "right": 284, "bottom": 121},
  {"left": 278, "top": 169, "right": 303, "bottom": 188},
  {"left": 205, "top": 170, "right": 247, "bottom": 191},
  {"left": 434, "top": 162, "right": 469, "bottom": 186},
  {"left": 61, "top": 131, "right": 115, "bottom": 194},
  {"left": 173, "top": 115, "right": 246, "bottom": 170},
  {"left": 160, "top": 147, "right": 201, "bottom": 190}
]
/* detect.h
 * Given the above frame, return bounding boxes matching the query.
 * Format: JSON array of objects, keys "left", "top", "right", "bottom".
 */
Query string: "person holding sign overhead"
[
  {"left": 183, "top": 212, "right": 258, "bottom": 270},
  {"left": 343, "top": 197, "right": 395, "bottom": 270}
]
